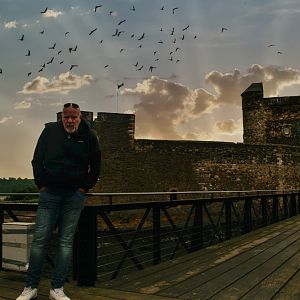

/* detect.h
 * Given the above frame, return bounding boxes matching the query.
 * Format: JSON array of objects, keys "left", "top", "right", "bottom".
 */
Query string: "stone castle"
[{"left": 58, "top": 82, "right": 300, "bottom": 192}]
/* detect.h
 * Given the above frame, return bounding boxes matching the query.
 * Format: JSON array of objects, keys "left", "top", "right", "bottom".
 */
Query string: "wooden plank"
[
  {"left": 99, "top": 217, "right": 300, "bottom": 290},
  {"left": 209, "top": 238, "right": 300, "bottom": 299},
  {"left": 159, "top": 226, "right": 300, "bottom": 298},
  {"left": 273, "top": 269, "right": 300, "bottom": 300},
  {"left": 113, "top": 222, "right": 300, "bottom": 296},
  {"left": 240, "top": 250, "right": 300, "bottom": 299}
]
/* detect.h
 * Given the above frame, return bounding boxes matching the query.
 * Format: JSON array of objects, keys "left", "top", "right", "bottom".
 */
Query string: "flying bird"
[
  {"left": 158, "top": 40, "right": 163, "bottom": 43},
  {"left": 277, "top": 51, "right": 283, "bottom": 54},
  {"left": 47, "top": 57, "right": 54, "bottom": 64},
  {"left": 27, "top": 72, "right": 32, "bottom": 76},
  {"left": 60, "top": 61, "right": 64, "bottom": 64},
  {"left": 19, "top": 34, "right": 24, "bottom": 41},
  {"left": 104, "top": 64, "right": 109, "bottom": 68},
  {"left": 48, "top": 43, "right": 56, "bottom": 49},
  {"left": 94, "top": 5, "right": 102, "bottom": 12},
  {"left": 118, "top": 19, "right": 126, "bottom": 26},
  {"left": 172, "top": 7, "right": 179, "bottom": 14},
  {"left": 175, "top": 47, "right": 181, "bottom": 52},
  {"left": 182, "top": 25, "right": 190, "bottom": 31},
  {"left": 120, "top": 48, "right": 125, "bottom": 53},
  {"left": 89, "top": 28, "right": 98, "bottom": 35},
  {"left": 65, "top": 32, "right": 70, "bottom": 36},
  {"left": 25, "top": 50, "right": 30, "bottom": 56},
  {"left": 57, "top": 50, "right": 62, "bottom": 55},
  {"left": 0, "top": 68, "right": 2, "bottom": 74},
  {"left": 181, "top": 34, "right": 185, "bottom": 40},
  {"left": 170, "top": 27, "right": 174, "bottom": 35},
  {"left": 117, "top": 82, "right": 124, "bottom": 89},
  {"left": 39, "top": 30, "right": 44, "bottom": 34},
  {"left": 130, "top": 5, "right": 135, "bottom": 11},
  {"left": 69, "top": 64, "right": 78, "bottom": 70},
  {"left": 133, "top": 61, "right": 139, "bottom": 67},
  {"left": 221, "top": 27, "right": 228, "bottom": 32},
  {"left": 131, "top": 34, "right": 135, "bottom": 38},
  {"left": 267, "top": 44, "right": 276, "bottom": 47},
  {"left": 137, "top": 33, "right": 145, "bottom": 40},
  {"left": 112, "top": 28, "right": 119, "bottom": 36},
  {"left": 138, "top": 44, "right": 142, "bottom": 48},
  {"left": 137, "top": 65, "right": 143, "bottom": 71},
  {"left": 160, "top": 6, "right": 164, "bottom": 10},
  {"left": 40, "top": 7, "right": 48, "bottom": 14}
]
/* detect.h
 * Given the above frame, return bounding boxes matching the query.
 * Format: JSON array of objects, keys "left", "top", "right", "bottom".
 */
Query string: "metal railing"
[{"left": 1, "top": 190, "right": 300, "bottom": 286}]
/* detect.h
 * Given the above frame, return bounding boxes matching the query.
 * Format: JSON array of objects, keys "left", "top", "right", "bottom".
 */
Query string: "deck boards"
[{"left": 1, "top": 216, "right": 300, "bottom": 299}]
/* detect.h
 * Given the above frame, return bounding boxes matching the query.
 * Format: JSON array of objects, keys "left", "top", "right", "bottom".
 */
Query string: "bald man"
[{"left": 17, "top": 103, "right": 101, "bottom": 300}]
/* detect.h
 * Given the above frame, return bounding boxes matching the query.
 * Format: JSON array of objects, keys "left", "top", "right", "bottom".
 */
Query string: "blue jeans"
[{"left": 26, "top": 189, "right": 85, "bottom": 289}]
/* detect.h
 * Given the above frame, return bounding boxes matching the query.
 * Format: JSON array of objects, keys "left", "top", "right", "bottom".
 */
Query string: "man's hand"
[{"left": 39, "top": 186, "right": 46, "bottom": 192}]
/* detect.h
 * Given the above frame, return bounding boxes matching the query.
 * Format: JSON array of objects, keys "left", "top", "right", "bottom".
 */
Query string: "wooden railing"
[{"left": 1, "top": 190, "right": 300, "bottom": 287}]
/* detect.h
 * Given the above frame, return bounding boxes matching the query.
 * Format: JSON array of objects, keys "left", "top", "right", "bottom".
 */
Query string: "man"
[{"left": 17, "top": 103, "right": 101, "bottom": 300}]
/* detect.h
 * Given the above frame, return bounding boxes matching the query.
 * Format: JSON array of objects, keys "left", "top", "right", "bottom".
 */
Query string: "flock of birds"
[{"left": 0, "top": 3, "right": 284, "bottom": 90}]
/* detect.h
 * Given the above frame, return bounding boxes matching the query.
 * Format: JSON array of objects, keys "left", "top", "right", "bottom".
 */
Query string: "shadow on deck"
[{"left": 2, "top": 216, "right": 300, "bottom": 299}]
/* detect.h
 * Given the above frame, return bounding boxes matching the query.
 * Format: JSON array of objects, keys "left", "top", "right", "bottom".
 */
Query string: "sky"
[{"left": 1, "top": 0, "right": 300, "bottom": 178}]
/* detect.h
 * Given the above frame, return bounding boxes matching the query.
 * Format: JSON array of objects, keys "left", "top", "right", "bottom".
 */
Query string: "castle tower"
[
  {"left": 93, "top": 112, "right": 135, "bottom": 151},
  {"left": 242, "top": 82, "right": 300, "bottom": 146},
  {"left": 242, "top": 82, "right": 266, "bottom": 144}
]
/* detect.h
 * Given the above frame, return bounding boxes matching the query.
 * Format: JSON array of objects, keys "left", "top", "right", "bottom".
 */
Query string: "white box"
[{"left": 2, "top": 222, "right": 35, "bottom": 272}]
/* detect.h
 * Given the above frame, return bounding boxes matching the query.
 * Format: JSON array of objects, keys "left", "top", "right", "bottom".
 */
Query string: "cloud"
[
  {"left": 0, "top": 116, "right": 12, "bottom": 124},
  {"left": 120, "top": 65, "right": 300, "bottom": 141},
  {"left": 205, "top": 64, "right": 300, "bottom": 105},
  {"left": 215, "top": 119, "right": 242, "bottom": 134},
  {"left": 122, "top": 76, "right": 216, "bottom": 139},
  {"left": 14, "top": 100, "right": 31, "bottom": 109},
  {"left": 18, "top": 72, "right": 94, "bottom": 95},
  {"left": 43, "top": 10, "right": 63, "bottom": 18},
  {"left": 4, "top": 20, "right": 17, "bottom": 29}
]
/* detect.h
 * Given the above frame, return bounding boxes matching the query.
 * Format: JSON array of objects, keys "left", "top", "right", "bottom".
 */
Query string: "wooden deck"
[{"left": 2, "top": 216, "right": 300, "bottom": 299}]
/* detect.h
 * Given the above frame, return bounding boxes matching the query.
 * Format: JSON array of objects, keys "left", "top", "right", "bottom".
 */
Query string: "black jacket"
[{"left": 32, "top": 119, "right": 101, "bottom": 192}]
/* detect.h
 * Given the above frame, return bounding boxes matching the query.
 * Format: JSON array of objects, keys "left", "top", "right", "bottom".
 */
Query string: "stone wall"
[{"left": 93, "top": 136, "right": 300, "bottom": 193}]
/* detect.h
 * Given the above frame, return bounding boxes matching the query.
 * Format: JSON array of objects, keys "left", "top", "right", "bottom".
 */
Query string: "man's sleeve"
[
  {"left": 82, "top": 131, "right": 101, "bottom": 191},
  {"left": 31, "top": 128, "right": 47, "bottom": 189}
]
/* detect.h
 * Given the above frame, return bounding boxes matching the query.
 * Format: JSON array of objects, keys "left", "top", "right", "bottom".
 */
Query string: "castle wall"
[{"left": 92, "top": 127, "right": 300, "bottom": 193}]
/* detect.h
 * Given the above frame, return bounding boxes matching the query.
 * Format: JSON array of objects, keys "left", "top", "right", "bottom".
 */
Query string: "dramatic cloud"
[
  {"left": 121, "top": 65, "right": 300, "bottom": 141},
  {"left": 0, "top": 116, "right": 12, "bottom": 124},
  {"left": 18, "top": 72, "right": 94, "bottom": 95},
  {"left": 122, "top": 76, "right": 209, "bottom": 139},
  {"left": 4, "top": 21, "right": 17, "bottom": 29},
  {"left": 43, "top": 10, "right": 63, "bottom": 18},
  {"left": 14, "top": 100, "right": 31, "bottom": 109},
  {"left": 206, "top": 64, "right": 300, "bottom": 105}
]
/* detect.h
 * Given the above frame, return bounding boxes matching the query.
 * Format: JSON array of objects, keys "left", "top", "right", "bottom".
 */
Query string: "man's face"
[{"left": 62, "top": 107, "right": 81, "bottom": 133}]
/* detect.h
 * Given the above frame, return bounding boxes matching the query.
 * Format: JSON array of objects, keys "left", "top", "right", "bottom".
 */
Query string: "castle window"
[{"left": 283, "top": 126, "right": 290, "bottom": 136}]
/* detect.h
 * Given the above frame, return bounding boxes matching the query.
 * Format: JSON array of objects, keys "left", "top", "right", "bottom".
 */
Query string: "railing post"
[
  {"left": 297, "top": 194, "right": 300, "bottom": 214},
  {"left": 283, "top": 194, "right": 288, "bottom": 218},
  {"left": 290, "top": 194, "right": 297, "bottom": 217},
  {"left": 76, "top": 206, "right": 98, "bottom": 286},
  {"left": 153, "top": 207, "right": 161, "bottom": 265},
  {"left": 191, "top": 202, "right": 203, "bottom": 251},
  {"left": 243, "top": 198, "right": 252, "bottom": 234},
  {"left": 271, "top": 195, "right": 279, "bottom": 223},
  {"left": 225, "top": 200, "right": 232, "bottom": 240},
  {"left": 261, "top": 196, "right": 268, "bottom": 226},
  {"left": 0, "top": 208, "right": 3, "bottom": 270}
]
